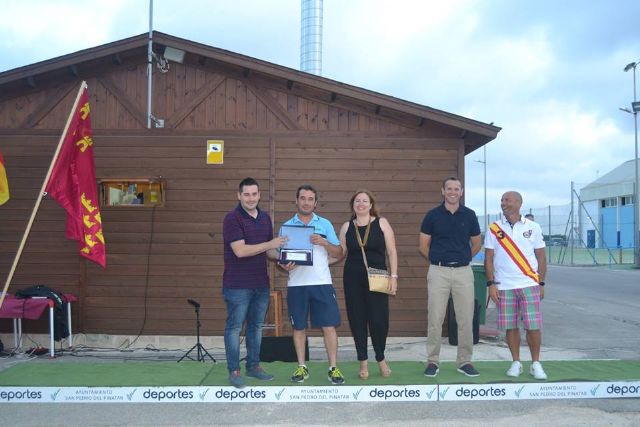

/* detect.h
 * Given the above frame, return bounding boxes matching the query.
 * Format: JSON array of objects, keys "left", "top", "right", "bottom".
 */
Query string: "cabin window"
[{"left": 99, "top": 179, "right": 165, "bottom": 207}]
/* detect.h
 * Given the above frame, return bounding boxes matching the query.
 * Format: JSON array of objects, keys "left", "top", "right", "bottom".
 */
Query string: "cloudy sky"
[{"left": 1, "top": 0, "right": 639, "bottom": 217}]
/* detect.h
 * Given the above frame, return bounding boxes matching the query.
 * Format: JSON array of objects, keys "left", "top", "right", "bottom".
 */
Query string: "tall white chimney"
[{"left": 300, "top": 0, "right": 323, "bottom": 75}]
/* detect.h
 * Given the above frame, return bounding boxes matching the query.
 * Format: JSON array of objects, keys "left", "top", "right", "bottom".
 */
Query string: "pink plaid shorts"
[{"left": 496, "top": 286, "right": 542, "bottom": 330}]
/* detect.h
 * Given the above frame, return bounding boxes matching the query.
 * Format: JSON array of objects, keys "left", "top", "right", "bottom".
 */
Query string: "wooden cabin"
[{"left": 0, "top": 32, "right": 499, "bottom": 339}]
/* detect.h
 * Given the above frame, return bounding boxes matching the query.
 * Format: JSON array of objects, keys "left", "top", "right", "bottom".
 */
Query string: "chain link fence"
[{"left": 476, "top": 187, "right": 637, "bottom": 266}]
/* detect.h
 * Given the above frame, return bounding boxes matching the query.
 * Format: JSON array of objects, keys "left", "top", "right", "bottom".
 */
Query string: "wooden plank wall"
[
  {"left": 0, "top": 133, "right": 459, "bottom": 337},
  {"left": 271, "top": 136, "right": 459, "bottom": 336},
  {"left": 0, "top": 133, "right": 273, "bottom": 336},
  {"left": 0, "top": 59, "right": 465, "bottom": 337},
  {"left": 0, "top": 134, "right": 88, "bottom": 335},
  {"left": 84, "top": 135, "right": 271, "bottom": 335}
]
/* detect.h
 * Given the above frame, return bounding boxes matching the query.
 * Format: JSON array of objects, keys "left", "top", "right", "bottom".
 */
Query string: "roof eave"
[
  {"left": 0, "top": 33, "right": 149, "bottom": 86},
  {"left": 0, "top": 31, "right": 501, "bottom": 144},
  {"left": 151, "top": 32, "right": 501, "bottom": 141}
]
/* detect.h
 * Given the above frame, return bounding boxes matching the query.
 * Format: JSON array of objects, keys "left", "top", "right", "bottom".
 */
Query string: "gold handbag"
[{"left": 354, "top": 219, "right": 392, "bottom": 295}]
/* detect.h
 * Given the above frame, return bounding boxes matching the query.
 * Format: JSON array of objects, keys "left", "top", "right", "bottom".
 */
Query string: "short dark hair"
[
  {"left": 442, "top": 176, "right": 462, "bottom": 188},
  {"left": 239, "top": 177, "right": 259, "bottom": 192},
  {"left": 296, "top": 184, "right": 318, "bottom": 200}
]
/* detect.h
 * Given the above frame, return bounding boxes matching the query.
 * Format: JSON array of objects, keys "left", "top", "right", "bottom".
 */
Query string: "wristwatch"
[
  {"left": 539, "top": 281, "right": 545, "bottom": 287},
  {"left": 486, "top": 280, "right": 496, "bottom": 287}
]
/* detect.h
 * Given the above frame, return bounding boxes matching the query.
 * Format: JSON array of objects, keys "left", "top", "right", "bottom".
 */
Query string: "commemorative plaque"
[{"left": 279, "top": 225, "right": 314, "bottom": 265}]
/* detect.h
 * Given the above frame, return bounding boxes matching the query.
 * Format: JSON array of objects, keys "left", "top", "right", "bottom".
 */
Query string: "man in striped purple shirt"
[{"left": 222, "top": 177, "right": 287, "bottom": 388}]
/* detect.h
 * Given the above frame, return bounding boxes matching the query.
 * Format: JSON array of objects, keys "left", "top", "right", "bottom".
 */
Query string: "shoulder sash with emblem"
[{"left": 489, "top": 222, "right": 539, "bottom": 283}]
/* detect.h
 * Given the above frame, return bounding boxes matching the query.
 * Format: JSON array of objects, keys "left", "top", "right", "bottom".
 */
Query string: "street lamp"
[
  {"left": 623, "top": 60, "right": 640, "bottom": 267},
  {"left": 475, "top": 145, "right": 487, "bottom": 234}
]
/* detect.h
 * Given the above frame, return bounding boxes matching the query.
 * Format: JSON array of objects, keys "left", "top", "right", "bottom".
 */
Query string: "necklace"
[{"left": 354, "top": 217, "right": 372, "bottom": 248}]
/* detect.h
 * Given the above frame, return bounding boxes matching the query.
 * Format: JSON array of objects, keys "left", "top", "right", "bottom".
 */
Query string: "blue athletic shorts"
[{"left": 287, "top": 285, "right": 341, "bottom": 330}]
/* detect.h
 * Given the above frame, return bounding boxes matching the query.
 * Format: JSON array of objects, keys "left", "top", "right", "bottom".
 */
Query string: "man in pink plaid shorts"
[{"left": 484, "top": 191, "right": 548, "bottom": 380}]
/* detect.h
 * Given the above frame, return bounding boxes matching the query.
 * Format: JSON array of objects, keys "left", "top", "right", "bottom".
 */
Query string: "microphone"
[{"left": 187, "top": 299, "right": 200, "bottom": 309}]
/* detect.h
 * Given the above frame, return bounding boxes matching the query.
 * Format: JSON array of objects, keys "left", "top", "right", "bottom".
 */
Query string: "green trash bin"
[{"left": 471, "top": 264, "right": 487, "bottom": 324}]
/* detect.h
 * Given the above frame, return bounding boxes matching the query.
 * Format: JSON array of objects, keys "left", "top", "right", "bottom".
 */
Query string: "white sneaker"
[
  {"left": 529, "top": 361, "right": 547, "bottom": 380},
  {"left": 506, "top": 361, "right": 523, "bottom": 377}
]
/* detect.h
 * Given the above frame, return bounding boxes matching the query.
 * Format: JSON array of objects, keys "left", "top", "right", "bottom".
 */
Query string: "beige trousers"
[{"left": 426, "top": 264, "right": 475, "bottom": 367}]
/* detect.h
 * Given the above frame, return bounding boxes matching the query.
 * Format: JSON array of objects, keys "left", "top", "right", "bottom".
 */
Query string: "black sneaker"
[
  {"left": 290, "top": 365, "right": 309, "bottom": 383},
  {"left": 424, "top": 363, "right": 439, "bottom": 377},
  {"left": 328, "top": 367, "right": 345, "bottom": 385},
  {"left": 457, "top": 363, "right": 480, "bottom": 377}
]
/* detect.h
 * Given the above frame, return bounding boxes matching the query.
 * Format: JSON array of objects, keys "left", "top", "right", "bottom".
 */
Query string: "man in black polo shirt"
[{"left": 419, "top": 176, "right": 481, "bottom": 377}]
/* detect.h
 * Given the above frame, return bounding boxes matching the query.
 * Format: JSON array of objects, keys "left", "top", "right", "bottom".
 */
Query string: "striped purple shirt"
[{"left": 222, "top": 204, "right": 273, "bottom": 289}]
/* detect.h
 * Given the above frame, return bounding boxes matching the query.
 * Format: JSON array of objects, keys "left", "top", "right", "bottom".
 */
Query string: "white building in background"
[{"left": 579, "top": 159, "right": 637, "bottom": 249}]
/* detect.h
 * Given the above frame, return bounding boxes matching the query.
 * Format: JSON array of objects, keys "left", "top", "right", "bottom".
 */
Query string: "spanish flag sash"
[{"left": 489, "top": 222, "right": 539, "bottom": 283}]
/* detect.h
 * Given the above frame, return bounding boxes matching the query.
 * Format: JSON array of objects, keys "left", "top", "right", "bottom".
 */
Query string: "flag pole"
[{"left": 0, "top": 81, "right": 88, "bottom": 309}]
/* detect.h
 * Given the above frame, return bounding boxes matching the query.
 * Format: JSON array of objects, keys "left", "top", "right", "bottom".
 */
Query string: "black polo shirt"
[{"left": 420, "top": 203, "right": 481, "bottom": 266}]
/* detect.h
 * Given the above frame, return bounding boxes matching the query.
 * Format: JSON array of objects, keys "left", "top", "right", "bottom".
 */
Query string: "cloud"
[
  {"left": 0, "top": 0, "right": 133, "bottom": 67},
  {"left": 323, "top": 0, "right": 556, "bottom": 127},
  {"left": 1, "top": 0, "right": 639, "bottom": 221},
  {"left": 323, "top": 0, "right": 479, "bottom": 100},
  {"left": 152, "top": 0, "right": 299, "bottom": 68},
  {"left": 465, "top": 98, "right": 629, "bottom": 213}
]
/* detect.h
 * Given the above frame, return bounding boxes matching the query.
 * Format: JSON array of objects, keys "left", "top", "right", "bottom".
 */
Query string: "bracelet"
[{"left": 391, "top": 274, "right": 398, "bottom": 279}]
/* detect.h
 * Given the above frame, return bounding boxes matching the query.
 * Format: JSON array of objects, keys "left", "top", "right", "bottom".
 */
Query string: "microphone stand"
[{"left": 178, "top": 300, "right": 215, "bottom": 363}]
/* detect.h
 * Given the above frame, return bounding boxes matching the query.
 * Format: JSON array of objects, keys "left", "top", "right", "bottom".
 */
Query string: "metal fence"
[{"left": 477, "top": 193, "right": 638, "bottom": 266}]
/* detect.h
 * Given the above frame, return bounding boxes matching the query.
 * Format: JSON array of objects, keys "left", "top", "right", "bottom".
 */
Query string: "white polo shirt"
[
  {"left": 484, "top": 216, "right": 545, "bottom": 290},
  {"left": 281, "top": 213, "right": 339, "bottom": 287}
]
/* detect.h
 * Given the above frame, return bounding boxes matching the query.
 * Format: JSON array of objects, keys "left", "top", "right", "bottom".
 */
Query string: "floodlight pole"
[
  {"left": 634, "top": 74, "right": 639, "bottom": 268},
  {"left": 475, "top": 146, "right": 488, "bottom": 234},
  {"left": 624, "top": 61, "right": 640, "bottom": 268},
  {"left": 483, "top": 145, "right": 487, "bottom": 233}
]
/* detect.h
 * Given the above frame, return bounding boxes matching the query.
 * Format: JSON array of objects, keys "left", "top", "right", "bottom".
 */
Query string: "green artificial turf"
[{"left": 0, "top": 360, "right": 639, "bottom": 387}]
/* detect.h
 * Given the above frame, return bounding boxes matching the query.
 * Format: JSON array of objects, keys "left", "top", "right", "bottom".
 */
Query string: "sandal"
[
  {"left": 359, "top": 361, "right": 369, "bottom": 380},
  {"left": 378, "top": 360, "right": 392, "bottom": 377}
]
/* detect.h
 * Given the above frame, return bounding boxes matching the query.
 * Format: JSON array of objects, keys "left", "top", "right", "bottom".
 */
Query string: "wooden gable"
[{"left": 0, "top": 32, "right": 499, "bottom": 339}]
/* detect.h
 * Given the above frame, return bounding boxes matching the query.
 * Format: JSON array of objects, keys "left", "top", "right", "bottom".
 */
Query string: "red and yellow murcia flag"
[
  {"left": 45, "top": 87, "right": 106, "bottom": 267},
  {"left": 0, "top": 149, "right": 9, "bottom": 206}
]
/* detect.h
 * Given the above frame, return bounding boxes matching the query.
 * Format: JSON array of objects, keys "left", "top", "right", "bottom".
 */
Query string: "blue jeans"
[{"left": 223, "top": 287, "right": 270, "bottom": 373}]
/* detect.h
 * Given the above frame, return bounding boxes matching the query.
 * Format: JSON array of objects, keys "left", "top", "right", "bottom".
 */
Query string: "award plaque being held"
[{"left": 279, "top": 225, "right": 314, "bottom": 265}]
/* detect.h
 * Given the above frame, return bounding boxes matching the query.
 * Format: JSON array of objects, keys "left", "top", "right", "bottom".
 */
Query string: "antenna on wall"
[
  {"left": 300, "top": 0, "right": 323, "bottom": 75},
  {"left": 145, "top": 1, "right": 184, "bottom": 129},
  {"left": 147, "top": 0, "right": 154, "bottom": 129}
]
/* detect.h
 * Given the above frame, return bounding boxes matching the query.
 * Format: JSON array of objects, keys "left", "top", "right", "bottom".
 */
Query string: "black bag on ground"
[
  {"left": 447, "top": 296, "right": 480, "bottom": 345},
  {"left": 260, "top": 336, "right": 308, "bottom": 362},
  {"left": 15, "top": 285, "right": 70, "bottom": 341}
]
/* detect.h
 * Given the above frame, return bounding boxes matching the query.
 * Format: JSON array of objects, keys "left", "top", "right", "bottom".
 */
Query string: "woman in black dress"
[{"left": 338, "top": 189, "right": 398, "bottom": 379}]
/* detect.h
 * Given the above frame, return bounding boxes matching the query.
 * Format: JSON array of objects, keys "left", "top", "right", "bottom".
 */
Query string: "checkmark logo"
[
  {"left": 439, "top": 386, "right": 450, "bottom": 399},
  {"left": 275, "top": 388, "right": 285, "bottom": 400},
  {"left": 352, "top": 388, "right": 363, "bottom": 400},
  {"left": 514, "top": 385, "right": 525, "bottom": 398},
  {"left": 590, "top": 384, "right": 600, "bottom": 396},
  {"left": 425, "top": 386, "right": 437, "bottom": 399},
  {"left": 50, "top": 388, "right": 61, "bottom": 401},
  {"left": 126, "top": 388, "right": 137, "bottom": 401},
  {"left": 199, "top": 388, "right": 209, "bottom": 400}
]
